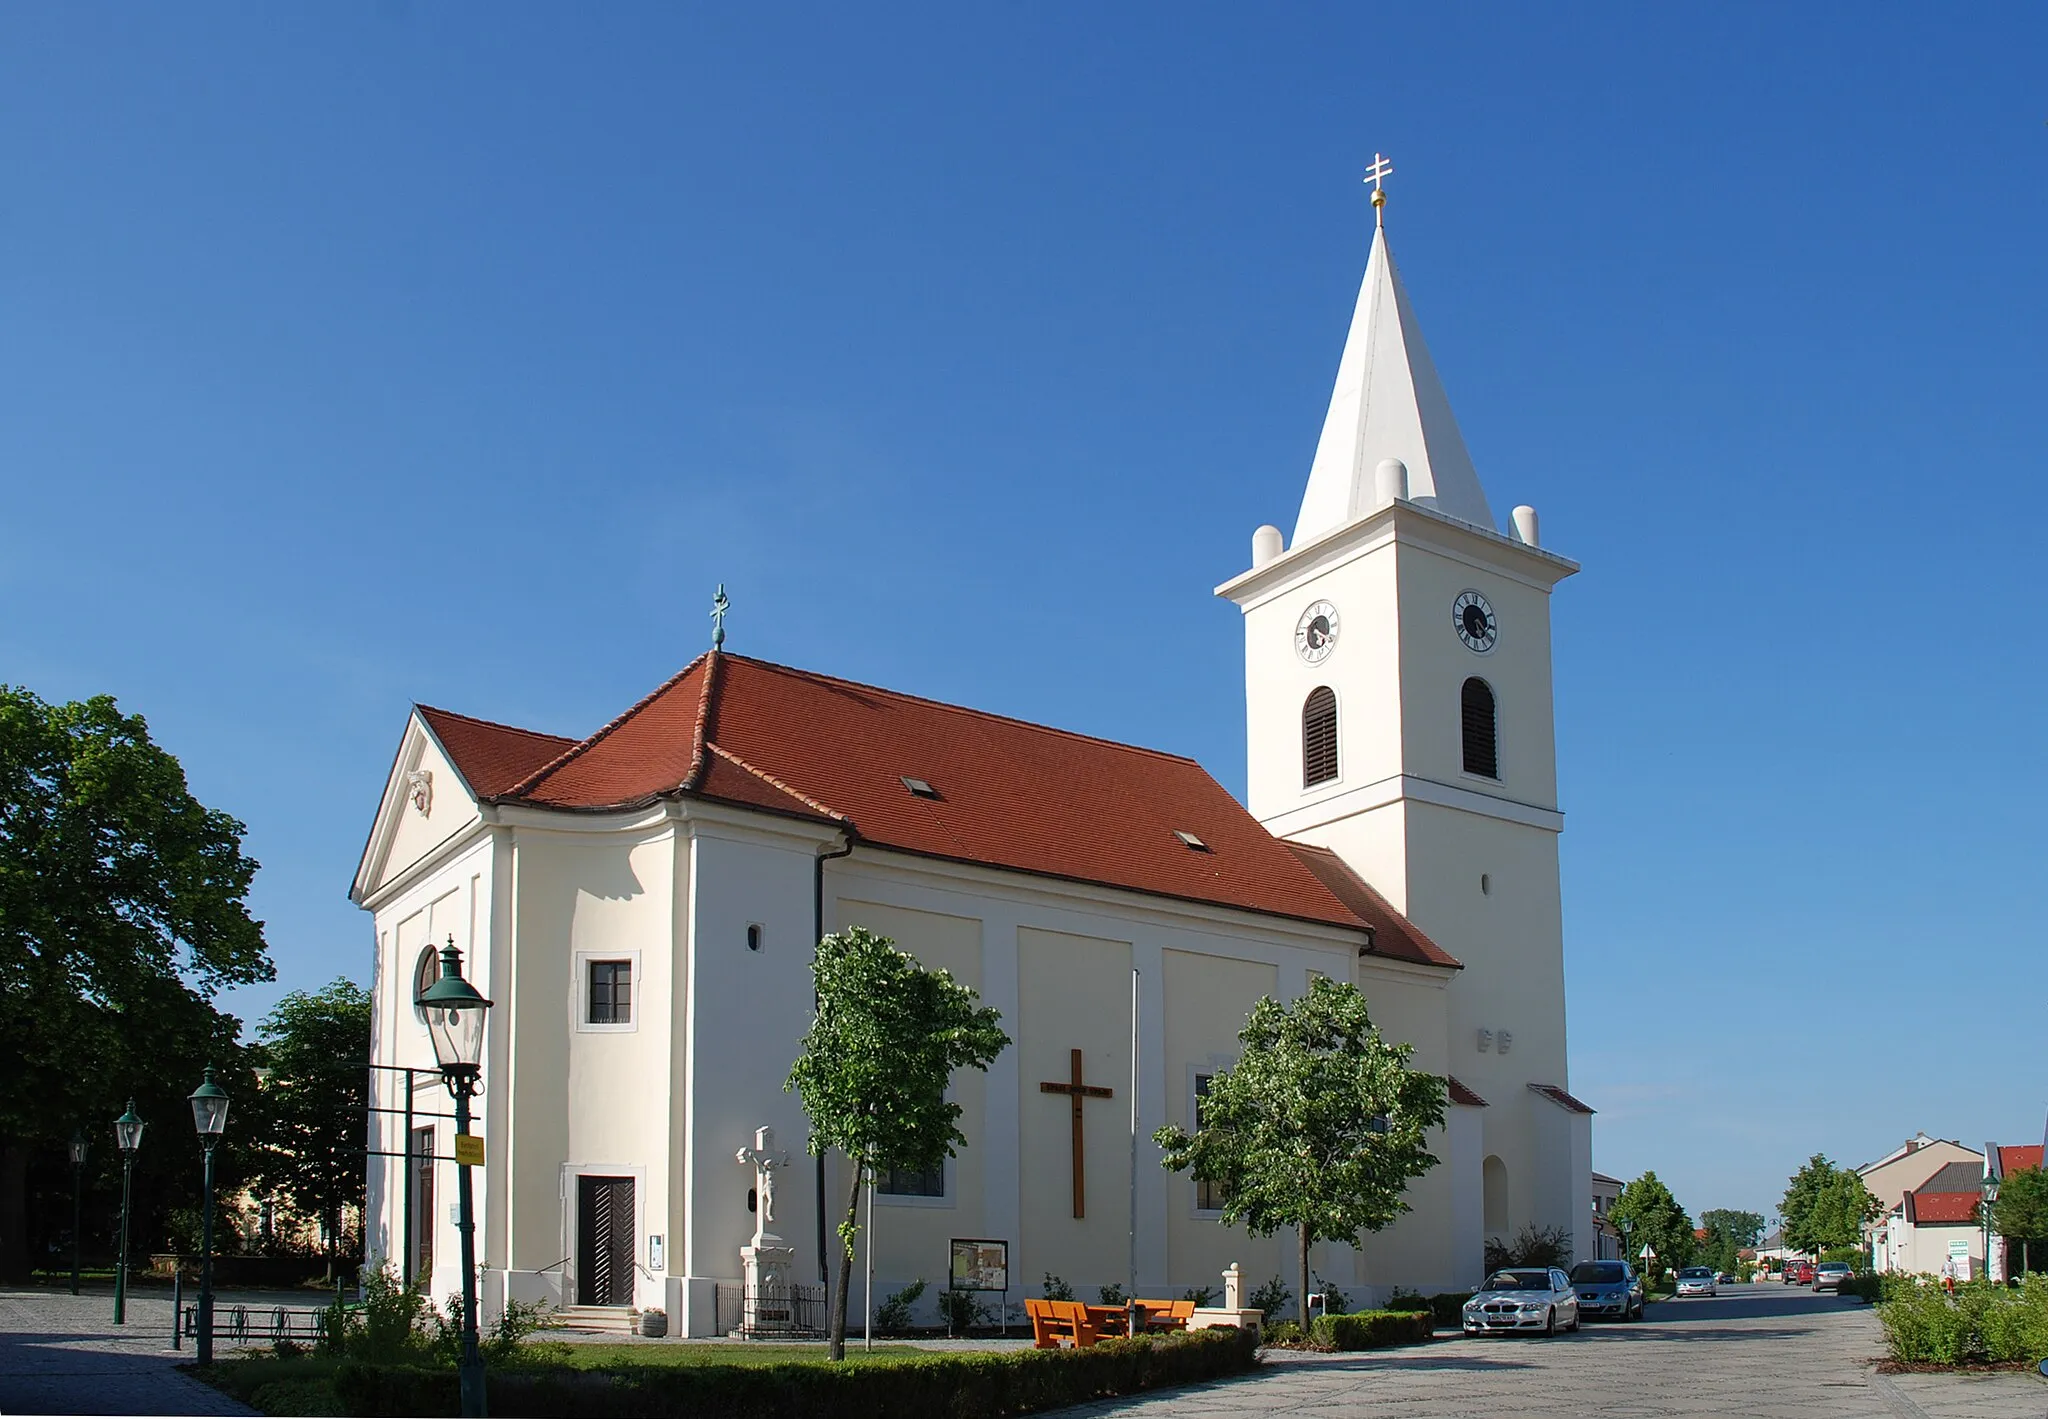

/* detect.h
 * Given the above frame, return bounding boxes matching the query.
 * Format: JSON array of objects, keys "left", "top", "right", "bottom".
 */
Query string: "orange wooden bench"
[{"left": 1132, "top": 1298, "right": 1195, "bottom": 1331}]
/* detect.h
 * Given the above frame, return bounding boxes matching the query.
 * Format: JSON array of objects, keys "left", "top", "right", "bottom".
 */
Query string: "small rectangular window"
[
  {"left": 1193, "top": 1075, "right": 1232, "bottom": 1212},
  {"left": 588, "top": 959, "right": 632, "bottom": 1025},
  {"left": 876, "top": 1161, "right": 944, "bottom": 1197}
]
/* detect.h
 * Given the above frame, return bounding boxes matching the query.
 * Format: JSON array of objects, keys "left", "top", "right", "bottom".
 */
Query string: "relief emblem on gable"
[{"left": 407, "top": 768, "right": 433, "bottom": 817}]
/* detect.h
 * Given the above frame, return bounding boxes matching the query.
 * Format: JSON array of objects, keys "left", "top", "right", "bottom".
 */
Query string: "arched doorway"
[{"left": 1483, "top": 1154, "right": 1510, "bottom": 1237}]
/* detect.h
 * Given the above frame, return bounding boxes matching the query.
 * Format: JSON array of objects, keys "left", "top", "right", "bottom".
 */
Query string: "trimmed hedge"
[
  {"left": 1378, "top": 1292, "right": 1468, "bottom": 1329},
  {"left": 1307, "top": 1308, "right": 1435, "bottom": 1351},
  {"left": 332, "top": 1328, "right": 1259, "bottom": 1418},
  {"left": 1879, "top": 1275, "right": 2048, "bottom": 1365}
]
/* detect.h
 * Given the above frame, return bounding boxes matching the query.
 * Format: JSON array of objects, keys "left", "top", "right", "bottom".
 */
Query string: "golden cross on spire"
[{"left": 1363, "top": 151, "right": 1394, "bottom": 225}]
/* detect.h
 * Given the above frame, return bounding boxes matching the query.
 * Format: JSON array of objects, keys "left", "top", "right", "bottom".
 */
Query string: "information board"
[{"left": 949, "top": 1238, "right": 1009, "bottom": 1293}]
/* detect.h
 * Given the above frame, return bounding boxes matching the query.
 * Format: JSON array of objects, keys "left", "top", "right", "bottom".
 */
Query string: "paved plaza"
[
  {"left": 1061, "top": 1287, "right": 2048, "bottom": 1419},
  {"left": 0, "top": 1286, "right": 261, "bottom": 1417},
  {"left": 5, "top": 1283, "right": 2047, "bottom": 1416}
]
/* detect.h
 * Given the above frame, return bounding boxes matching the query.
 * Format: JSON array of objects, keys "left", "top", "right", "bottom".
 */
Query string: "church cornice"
[{"left": 1217, "top": 498, "right": 1578, "bottom": 611}]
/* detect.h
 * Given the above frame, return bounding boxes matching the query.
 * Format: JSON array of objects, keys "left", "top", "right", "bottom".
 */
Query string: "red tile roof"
[
  {"left": 1528, "top": 1083, "right": 1596, "bottom": 1115},
  {"left": 417, "top": 706, "right": 577, "bottom": 798},
  {"left": 1448, "top": 1077, "right": 1488, "bottom": 1107},
  {"left": 1999, "top": 1145, "right": 2043, "bottom": 1175},
  {"left": 1905, "top": 1192, "right": 1979, "bottom": 1226},
  {"left": 427, "top": 651, "right": 1458, "bottom": 941},
  {"left": 1285, "top": 845, "right": 1461, "bottom": 968}
]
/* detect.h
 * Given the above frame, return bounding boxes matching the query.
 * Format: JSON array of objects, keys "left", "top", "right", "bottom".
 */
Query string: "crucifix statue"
[
  {"left": 1039, "top": 1048, "right": 1114, "bottom": 1219},
  {"left": 736, "top": 1126, "right": 788, "bottom": 1244}
]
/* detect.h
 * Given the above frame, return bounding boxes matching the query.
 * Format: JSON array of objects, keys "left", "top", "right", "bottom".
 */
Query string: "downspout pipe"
[{"left": 814, "top": 829, "right": 855, "bottom": 1283}]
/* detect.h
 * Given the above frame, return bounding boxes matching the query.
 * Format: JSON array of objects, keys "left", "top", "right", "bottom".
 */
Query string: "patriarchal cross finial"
[
  {"left": 1363, "top": 151, "right": 1394, "bottom": 225},
  {"left": 710, "top": 584, "right": 730, "bottom": 649}
]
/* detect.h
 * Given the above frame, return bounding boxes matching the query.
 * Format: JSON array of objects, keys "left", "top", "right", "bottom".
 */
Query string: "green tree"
[
  {"left": 1781, "top": 1155, "right": 1880, "bottom": 1257},
  {"left": 1989, "top": 1166, "right": 2048, "bottom": 1276},
  {"left": 0, "top": 687, "right": 272, "bottom": 1279},
  {"left": 245, "top": 978, "right": 372, "bottom": 1271},
  {"left": 1152, "top": 977, "right": 1447, "bottom": 1326},
  {"left": 1608, "top": 1171, "right": 1693, "bottom": 1277},
  {"left": 1699, "top": 1208, "right": 1764, "bottom": 1275},
  {"left": 786, "top": 927, "right": 1009, "bottom": 1360}
]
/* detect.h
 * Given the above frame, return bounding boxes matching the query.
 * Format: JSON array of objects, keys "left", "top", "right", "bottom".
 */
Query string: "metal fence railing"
[{"left": 714, "top": 1281, "right": 827, "bottom": 1338}]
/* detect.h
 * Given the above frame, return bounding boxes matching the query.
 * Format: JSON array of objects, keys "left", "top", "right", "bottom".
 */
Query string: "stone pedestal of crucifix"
[
  {"left": 736, "top": 1127, "right": 796, "bottom": 1333},
  {"left": 1190, "top": 1260, "right": 1264, "bottom": 1337}
]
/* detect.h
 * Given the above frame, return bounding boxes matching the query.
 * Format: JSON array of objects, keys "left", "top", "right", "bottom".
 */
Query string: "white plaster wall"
[{"left": 681, "top": 822, "right": 827, "bottom": 1332}]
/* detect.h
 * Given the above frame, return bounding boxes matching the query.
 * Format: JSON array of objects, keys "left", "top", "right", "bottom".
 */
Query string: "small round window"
[{"left": 412, "top": 945, "right": 443, "bottom": 1021}]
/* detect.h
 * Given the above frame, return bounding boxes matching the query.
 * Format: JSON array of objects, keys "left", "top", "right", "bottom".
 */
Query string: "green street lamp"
[
  {"left": 113, "top": 1101, "right": 144, "bottom": 1325},
  {"left": 418, "top": 938, "right": 493, "bottom": 1418},
  {"left": 68, "top": 1132, "right": 88, "bottom": 1296},
  {"left": 188, "top": 1067, "right": 230, "bottom": 1366}
]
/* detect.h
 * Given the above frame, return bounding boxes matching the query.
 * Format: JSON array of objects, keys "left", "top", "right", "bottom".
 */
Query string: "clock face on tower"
[
  {"left": 1453, "top": 590, "right": 1498, "bottom": 653},
  {"left": 1294, "top": 600, "right": 1340, "bottom": 664}
]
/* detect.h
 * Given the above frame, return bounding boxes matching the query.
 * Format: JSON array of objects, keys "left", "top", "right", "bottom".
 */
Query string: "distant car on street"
[
  {"left": 1569, "top": 1260, "right": 1645, "bottom": 1321},
  {"left": 1813, "top": 1262, "right": 1853, "bottom": 1293},
  {"left": 1675, "top": 1266, "right": 1717, "bottom": 1297},
  {"left": 1783, "top": 1260, "right": 1815, "bottom": 1285}
]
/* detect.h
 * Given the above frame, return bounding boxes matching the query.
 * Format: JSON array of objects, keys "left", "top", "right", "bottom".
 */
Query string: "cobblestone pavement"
[
  {"left": 0, "top": 1286, "right": 275, "bottom": 1416},
  {"left": 1056, "top": 1287, "right": 2048, "bottom": 1418}
]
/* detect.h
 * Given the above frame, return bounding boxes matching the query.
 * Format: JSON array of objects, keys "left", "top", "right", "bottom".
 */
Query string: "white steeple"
[{"left": 1293, "top": 192, "right": 1496, "bottom": 544}]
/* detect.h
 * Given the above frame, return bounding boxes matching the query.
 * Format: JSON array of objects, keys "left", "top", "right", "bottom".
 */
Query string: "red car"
[{"left": 1781, "top": 1261, "right": 1815, "bottom": 1285}]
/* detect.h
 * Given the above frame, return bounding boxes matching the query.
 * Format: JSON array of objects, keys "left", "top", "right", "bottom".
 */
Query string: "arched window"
[
  {"left": 1483, "top": 1154, "right": 1510, "bottom": 1235},
  {"left": 1461, "top": 678, "right": 1498, "bottom": 779},
  {"left": 1302, "top": 687, "right": 1338, "bottom": 787}
]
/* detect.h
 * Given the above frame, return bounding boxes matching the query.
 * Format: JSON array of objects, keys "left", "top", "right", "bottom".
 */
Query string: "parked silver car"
[
  {"left": 1463, "top": 1267, "right": 1582, "bottom": 1336},
  {"left": 1813, "top": 1262, "right": 1853, "bottom": 1293},
  {"left": 1569, "top": 1259, "right": 1645, "bottom": 1320}
]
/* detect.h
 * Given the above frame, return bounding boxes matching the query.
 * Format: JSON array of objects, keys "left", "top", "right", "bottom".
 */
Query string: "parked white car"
[{"left": 1463, "top": 1268, "right": 1582, "bottom": 1336}]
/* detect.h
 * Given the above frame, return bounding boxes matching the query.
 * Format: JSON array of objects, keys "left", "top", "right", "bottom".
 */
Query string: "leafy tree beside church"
[
  {"left": 1607, "top": 1171, "right": 1693, "bottom": 1277},
  {"left": 1780, "top": 1154, "right": 1880, "bottom": 1257},
  {"left": 243, "top": 978, "right": 372, "bottom": 1271},
  {"left": 787, "top": 926, "right": 1009, "bottom": 1360},
  {"left": 0, "top": 686, "right": 272, "bottom": 1280},
  {"left": 1152, "top": 977, "right": 1446, "bottom": 1326}
]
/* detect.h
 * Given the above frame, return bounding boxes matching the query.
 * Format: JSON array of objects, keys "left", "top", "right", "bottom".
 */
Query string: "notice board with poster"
[{"left": 949, "top": 1238, "right": 1009, "bottom": 1293}]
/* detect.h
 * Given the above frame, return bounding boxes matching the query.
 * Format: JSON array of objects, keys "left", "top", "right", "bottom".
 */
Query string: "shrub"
[
  {"left": 1838, "top": 1274, "right": 1884, "bottom": 1303},
  {"left": 1313, "top": 1278, "right": 1350, "bottom": 1316},
  {"left": 322, "top": 1262, "right": 432, "bottom": 1363},
  {"left": 1426, "top": 1293, "right": 1472, "bottom": 1329},
  {"left": 1181, "top": 1286, "right": 1218, "bottom": 1307},
  {"left": 876, "top": 1279, "right": 926, "bottom": 1335},
  {"left": 1879, "top": 1277, "right": 1979, "bottom": 1364},
  {"left": 1484, "top": 1223, "right": 1573, "bottom": 1272},
  {"left": 937, "top": 1287, "right": 992, "bottom": 1333},
  {"left": 1383, "top": 1287, "right": 1430, "bottom": 1312},
  {"left": 1821, "top": 1247, "right": 1866, "bottom": 1267},
  {"left": 1098, "top": 1283, "right": 1126, "bottom": 1306},
  {"left": 1248, "top": 1274, "right": 1291, "bottom": 1323},
  {"left": 1040, "top": 1273, "right": 1074, "bottom": 1302},
  {"left": 1308, "top": 1308, "right": 1435, "bottom": 1351},
  {"left": 334, "top": 1328, "right": 1261, "bottom": 1417},
  {"left": 1261, "top": 1320, "right": 1304, "bottom": 1347}
]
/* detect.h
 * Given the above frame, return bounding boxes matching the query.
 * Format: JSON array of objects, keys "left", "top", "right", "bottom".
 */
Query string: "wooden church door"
[{"left": 576, "top": 1175, "right": 636, "bottom": 1306}]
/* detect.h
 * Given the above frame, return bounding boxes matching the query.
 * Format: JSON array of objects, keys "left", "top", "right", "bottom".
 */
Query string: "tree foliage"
[
  {"left": 1152, "top": 977, "right": 1447, "bottom": 1326},
  {"left": 1781, "top": 1155, "right": 1881, "bottom": 1256},
  {"left": 1608, "top": 1171, "right": 1693, "bottom": 1275},
  {"left": 245, "top": 978, "right": 372, "bottom": 1263},
  {"left": 786, "top": 926, "right": 1009, "bottom": 1359},
  {"left": 1699, "top": 1208, "right": 1765, "bottom": 1275},
  {"left": 1990, "top": 1167, "right": 2048, "bottom": 1275},
  {"left": 0, "top": 687, "right": 272, "bottom": 1277}
]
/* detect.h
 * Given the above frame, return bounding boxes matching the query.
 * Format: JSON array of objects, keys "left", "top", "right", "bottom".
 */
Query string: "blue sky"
[{"left": 5, "top": 4, "right": 2043, "bottom": 1223}]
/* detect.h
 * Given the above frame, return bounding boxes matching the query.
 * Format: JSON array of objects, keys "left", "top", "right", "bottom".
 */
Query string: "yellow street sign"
[{"left": 454, "top": 1133, "right": 485, "bottom": 1167}]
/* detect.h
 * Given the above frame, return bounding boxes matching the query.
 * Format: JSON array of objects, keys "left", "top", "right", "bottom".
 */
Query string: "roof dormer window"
[
  {"left": 900, "top": 776, "right": 940, "bottom": 799},
  {"left": 1174, "top": 830, "right": 1211, "bottom": 852}
]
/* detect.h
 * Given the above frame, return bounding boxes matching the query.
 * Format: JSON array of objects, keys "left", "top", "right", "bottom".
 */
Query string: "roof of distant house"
[
  {"left": 1998, "top": 1145, "right": 2043, "bottom": 1176},
  {"left": 1917, "top": 1161, "right": 1985, "bottom": 1195},
  {"left": 418, "top": 650, "right": 1462, "bottom": 955},
  {"left": 1905, "top": 1192, "right": 1979, "bottom": 1226}
]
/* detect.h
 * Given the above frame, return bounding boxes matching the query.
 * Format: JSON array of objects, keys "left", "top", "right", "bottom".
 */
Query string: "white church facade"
[{"left": 352, "top": 186, "right": 1593, "bottom": 1336}]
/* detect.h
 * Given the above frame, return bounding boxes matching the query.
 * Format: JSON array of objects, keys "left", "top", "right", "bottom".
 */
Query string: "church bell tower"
[{"left": 1216, "top": 160, "right": 1589, "bottom": 1258}]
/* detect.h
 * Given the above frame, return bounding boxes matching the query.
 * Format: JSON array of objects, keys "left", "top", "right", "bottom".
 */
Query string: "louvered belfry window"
[
  {"left": 1303, "top": 687, "right": 1339, "bottom": 787},
  {"left": 1462, "top": 678, "right": 1499, "bottom": 779}
]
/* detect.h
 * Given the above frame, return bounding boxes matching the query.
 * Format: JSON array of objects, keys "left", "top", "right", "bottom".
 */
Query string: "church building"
[{"left": 352, "top": 179, "right": 1592, "bottom": 1335}]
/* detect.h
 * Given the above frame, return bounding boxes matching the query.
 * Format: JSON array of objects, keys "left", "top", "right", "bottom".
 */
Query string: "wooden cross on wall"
[{"left": 1039, "top": 1048, "right": 1114, "bottom": 1219}]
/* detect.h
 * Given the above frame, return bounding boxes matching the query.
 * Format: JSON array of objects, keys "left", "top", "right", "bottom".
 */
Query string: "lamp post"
[
  {"left": 418, "top": 937, "right": 493, "bottom": 1419},
  {"left": 1982, "top": 1175, "right": 2000, "bottom": 1283},
  {"left": 113, "top": 1102, "right": 144, "bottom": 1325},
  {"left": 68, "top": 1132, "right": 88, "bottom": 1296},
  {"left": 188, "top": 1067, "right": 231, "bottom": 1366}
]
